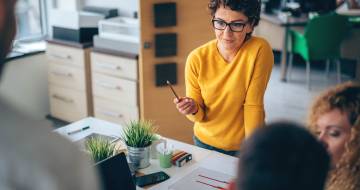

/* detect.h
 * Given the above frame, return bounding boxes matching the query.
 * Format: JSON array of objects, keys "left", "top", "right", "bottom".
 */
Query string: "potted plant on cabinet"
[
  {"left": 121, "top": 120, "right": 156, "bottom": 170},
  {"left": 85, "top": 137, "right": 117, "bottom": 163}
]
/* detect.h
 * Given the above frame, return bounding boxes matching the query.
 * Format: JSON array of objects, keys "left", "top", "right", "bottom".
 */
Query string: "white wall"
[{"left": 0, "top": 54, "right": 49, "bottom": 120}]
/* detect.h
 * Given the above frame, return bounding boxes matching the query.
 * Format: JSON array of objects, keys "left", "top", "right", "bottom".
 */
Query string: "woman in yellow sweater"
[{"left": 174, "top": 0, "right": 274, "bottom": 156}]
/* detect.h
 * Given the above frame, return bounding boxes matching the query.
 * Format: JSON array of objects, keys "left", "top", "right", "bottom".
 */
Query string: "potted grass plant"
[
  {"left": 85, "top": 137, "right": 117, "bottom": 163},
  {"left": 121, "top": 120, "right": 156, "bottom": 169}
]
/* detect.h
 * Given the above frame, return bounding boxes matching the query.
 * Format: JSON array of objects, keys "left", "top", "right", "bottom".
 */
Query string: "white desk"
[{"left": 55, "top": 117, "right": 238, "bottom": 190}]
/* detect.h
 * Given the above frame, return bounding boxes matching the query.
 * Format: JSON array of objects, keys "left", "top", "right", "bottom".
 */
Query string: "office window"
[{"left": 15, "top": 0, "right": 47, "bottom": 41}]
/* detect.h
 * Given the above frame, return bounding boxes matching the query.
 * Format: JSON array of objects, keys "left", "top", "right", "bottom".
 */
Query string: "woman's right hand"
[{"left": 173, "top": 97, "right": 198, "bottom": 115}]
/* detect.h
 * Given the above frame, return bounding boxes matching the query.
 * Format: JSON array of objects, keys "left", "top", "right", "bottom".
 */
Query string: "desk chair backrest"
[{"left": 304, "top": 13, "right": 349, "bottom": 60}]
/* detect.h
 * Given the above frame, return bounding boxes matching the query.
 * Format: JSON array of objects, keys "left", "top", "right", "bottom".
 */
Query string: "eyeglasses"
[{"left": 211, "top": 19, "right": 247, "bottom": 32}]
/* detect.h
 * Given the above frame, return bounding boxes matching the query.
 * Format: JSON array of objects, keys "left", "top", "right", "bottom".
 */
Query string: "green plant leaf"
[
  {"left": 85, "top": 137, "right": 116, "bottom": 162},
  {"left": 121, "top": 120, "right": 157, "bottom": 148}
]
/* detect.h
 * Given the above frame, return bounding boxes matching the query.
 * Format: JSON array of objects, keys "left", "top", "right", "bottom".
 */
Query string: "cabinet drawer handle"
[
  {"left": 51, "top": 70, "right": 73, "bottom": 77},
  {"left": 95, "top": 62, "right": 122, "bottom": 71},
  {"left": 96, "top": 81, "right": 122, "bottom": 90},
  {"left": 52, "top": 94, "right": 74, "bottom": 103},
  {"left": 100, "top": 110, "right": 124, "bottom": 118},
  {"left": 49, "top": 54, "right": 72, "bottom": 61}
]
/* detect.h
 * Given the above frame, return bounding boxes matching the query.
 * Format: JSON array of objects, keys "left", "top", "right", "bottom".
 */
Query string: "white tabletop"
[{"left": 55, "top": 117, "right": 238, "bottom": 189}]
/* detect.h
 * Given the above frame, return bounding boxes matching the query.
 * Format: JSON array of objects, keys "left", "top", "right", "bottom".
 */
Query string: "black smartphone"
[{"left": 135, "top": 171, "right": 170, "bottom": 187}]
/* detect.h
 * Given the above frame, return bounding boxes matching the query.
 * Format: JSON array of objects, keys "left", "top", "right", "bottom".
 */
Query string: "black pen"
[
  {"left": 166, "top": 80, "right": 179, "bottom": 100},
  {"left": 67, "top": 126, "right": 90, "bottom": 135}
]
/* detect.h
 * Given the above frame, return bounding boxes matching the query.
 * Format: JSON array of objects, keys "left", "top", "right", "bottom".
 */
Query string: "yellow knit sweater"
[{"left": 185, "top": 37, "right": 274, "bottom": 151}]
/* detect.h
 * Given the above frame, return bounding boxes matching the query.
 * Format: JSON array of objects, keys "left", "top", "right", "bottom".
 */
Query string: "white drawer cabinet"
[
  {"left": 47, "top": 43, "right": 86, "bottom": 68},
  {"left": 48, "top": 62, "right": 86, "bottom": 90},
  {"left": 94, "top": 97, "right": 139, "bottom": 125},
  {"left": 92, "top": 73, "right": 138, "bottom": 106},
  {"left": 46, "top": 40, "right": 93, "bottom": 122},
  {"left": 91, "top": 52, "right": 137, "bottom": 80},
  {"left": 49, "top": 85, "right": 87, "bottom": 122},
  {"left": 91, "top": 50, "right": 139, "bottom": 125}
]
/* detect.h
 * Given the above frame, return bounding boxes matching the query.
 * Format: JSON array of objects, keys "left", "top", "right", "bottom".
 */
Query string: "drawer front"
[
  {"left": 92, "top": 73, "right": 138, "bottom": 106},
  {"left": 46, "top": 43, "right": 85, "bottom": 68},
  {"left": 49, "top": 85, "right": 88, "bottom": 122},
  {"left": 48, "top": 62, "right": 85, "bottom": 90},
  {"left": 91, "top": 52, "right": 137, "bottom": 80},
  {"left": 94, "top": 98, "right": 139, "bottom": 125}
]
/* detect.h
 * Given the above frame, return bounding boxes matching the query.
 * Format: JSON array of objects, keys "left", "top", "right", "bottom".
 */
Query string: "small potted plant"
[
  {"left": 121, "top": 120, "right": 156, "bottom": 169},
  {"left": 85, "top": 137, "right": 117, "bottom": 163}
]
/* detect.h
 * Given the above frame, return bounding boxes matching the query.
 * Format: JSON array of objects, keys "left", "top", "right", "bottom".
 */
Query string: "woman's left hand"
[{"left": 173, "top": 97, "right": 198, "bottom": 115}]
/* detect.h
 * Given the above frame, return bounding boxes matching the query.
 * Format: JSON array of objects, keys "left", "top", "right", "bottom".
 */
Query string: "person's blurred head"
[
  {"left": 308, "top": 82, "right": 360, "bottom": 167},
  {"left": 0, "top": 0, "right": 17, "bottom": 75},
  {"left": 208, "top": 0, "right": 261, "bottom": 51},
  {"left": 233, "top": 122, "right": 330, "bottom": 190}
]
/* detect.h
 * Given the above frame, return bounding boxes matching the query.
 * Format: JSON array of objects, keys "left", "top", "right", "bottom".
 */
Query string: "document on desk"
[
  {"left": 198, "top": 152, "right": 238, "bottom": 176},
  {"left": 168, "top": 167, "right": 234, "bottom": 190}
]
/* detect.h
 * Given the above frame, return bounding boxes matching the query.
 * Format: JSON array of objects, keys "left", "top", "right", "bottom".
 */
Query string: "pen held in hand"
[{"left": 166, "top": 80, "right": 179, "bottom": 100}]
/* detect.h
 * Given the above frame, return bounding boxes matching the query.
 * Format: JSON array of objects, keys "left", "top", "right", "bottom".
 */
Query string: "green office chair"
[{"left": 288, "top": 13, "right": 350, "bottom": 89}]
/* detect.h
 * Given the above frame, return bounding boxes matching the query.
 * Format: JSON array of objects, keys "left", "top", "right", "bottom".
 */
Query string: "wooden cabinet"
[
  {"left": 46, "top": 40, "right": 93, "bottom": 122},
  {"left": 49, "top": 85, "right": 88, "bottom": 122},
  {"left": 139, "top": 0, "right": 213, "bottom": 144},
  {"left": 46, "top": 0, "right": 215, "bottom": 144},
  {"left": 91, "top": 50, "right": 139, "bottom": 125}
]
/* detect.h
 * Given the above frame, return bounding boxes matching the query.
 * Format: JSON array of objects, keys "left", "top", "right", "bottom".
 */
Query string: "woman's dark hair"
[
  {"left": 208, "top": 0, "right": 261, "bottom": 27},
  {"left": 237, "top": 122, "right": 330, "bottom": 190}
]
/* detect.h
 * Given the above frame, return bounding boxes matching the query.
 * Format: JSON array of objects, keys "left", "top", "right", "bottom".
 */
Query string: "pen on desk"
[
  {"left": 67, "top": 126, "right": 90, "bottom": 135},
  {"left": 166, "top": 80, "right": 179, "bottom": 100}
]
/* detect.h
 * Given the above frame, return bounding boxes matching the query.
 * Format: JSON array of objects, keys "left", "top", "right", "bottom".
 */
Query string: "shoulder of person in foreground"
[{"left": 0, "top": 100, "right": 101, "bottom": 190}]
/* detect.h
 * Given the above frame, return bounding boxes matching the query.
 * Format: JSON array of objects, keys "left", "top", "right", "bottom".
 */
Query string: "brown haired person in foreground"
[
  {"left": 308, "top": 82, "right": 360, "bottom": 190},
  {"left": 227, "top": 122, "right": 330, "bottom": 190},
  {"left": 0, "top": 0, "right": 100, "bottom": 189}
]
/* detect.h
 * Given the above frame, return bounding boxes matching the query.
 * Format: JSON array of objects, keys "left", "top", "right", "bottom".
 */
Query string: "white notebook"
[{"left": 168, "top": 167, "right": 234, "bottom": 190}]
